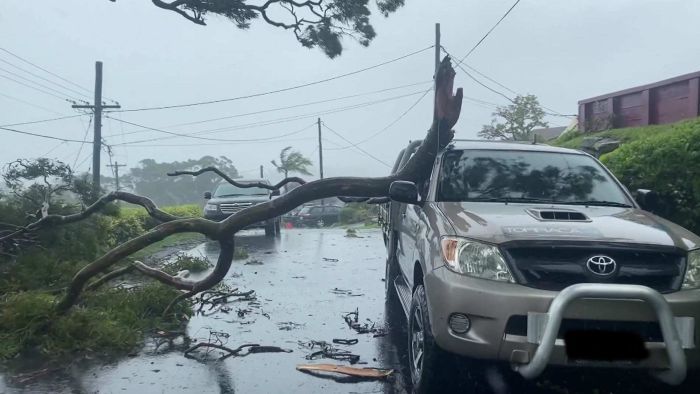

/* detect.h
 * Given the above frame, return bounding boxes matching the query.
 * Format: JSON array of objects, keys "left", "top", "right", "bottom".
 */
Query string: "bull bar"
[{"left": 514, "top": 283, "right": 693, "bottom": 385}]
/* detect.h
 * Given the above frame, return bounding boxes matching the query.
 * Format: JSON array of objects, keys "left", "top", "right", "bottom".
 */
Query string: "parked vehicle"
[
  {"left": 203, "top": 179, "right": 281, "bottom": 236},
  {"left": 381, "top": 139, "right": 700, "bottom": 392},
  {"left": 289, "top": 204, "right": 342, "bottom": 227}
]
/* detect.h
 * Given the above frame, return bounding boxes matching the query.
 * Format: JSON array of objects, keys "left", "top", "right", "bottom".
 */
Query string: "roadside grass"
[
  {"left": 0, "top": 283, "right": 190, "bottom": 359},
  {"left": 0, "top": 203, "right": 203, "bottom": 361}
]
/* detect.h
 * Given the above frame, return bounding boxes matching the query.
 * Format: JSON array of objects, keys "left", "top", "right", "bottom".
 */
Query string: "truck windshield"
[
  {"left": 437, "top": 149, "right": 630, "bottom": 205},
  {"left": 214, "top": 183, "right": 270, "bottom": 197}
]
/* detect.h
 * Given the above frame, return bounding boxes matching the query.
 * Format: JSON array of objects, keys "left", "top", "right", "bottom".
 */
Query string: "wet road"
[{"left": 1, "top": 228, "right": 698, "bottom": 393}]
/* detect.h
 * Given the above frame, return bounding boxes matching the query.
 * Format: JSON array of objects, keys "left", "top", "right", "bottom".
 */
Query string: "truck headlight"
[
  {"left": 440, "top": 237, "right": 514, "bottom": 282},
  {"left": 682, "top": 249, "right": 700, "bottom": 289},
  {"left": 204, "top": 203, "right": 218, "bottom": 212}
]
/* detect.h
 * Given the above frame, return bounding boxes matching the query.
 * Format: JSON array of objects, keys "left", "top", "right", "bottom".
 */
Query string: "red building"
[{"left": 579, "top": 71, "right": 700, "bottom": 132}]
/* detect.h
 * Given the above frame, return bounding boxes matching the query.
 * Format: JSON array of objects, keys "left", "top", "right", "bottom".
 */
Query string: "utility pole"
[
  {"left": 317, "top": 117, "right": 324, "bottom": 180},
  {"left": 72, "top": 61, "right": 120, "bottom": 195},
  {"left": 317, "top": 117, "right": 324, "bottom": 206},
  {"left": 106, "top": 161, "right": 126, "bottom": 191},
  {"left": 259, "top": 165, "right": 264, "bottom": 178}
]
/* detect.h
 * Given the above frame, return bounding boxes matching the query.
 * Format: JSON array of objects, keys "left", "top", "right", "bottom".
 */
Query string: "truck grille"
[
  {"left": 501, "top": 242, "right": 686, "bottom": 293},
  {"left": 219, "top": 202, "right": 253, "bottom": 214}
]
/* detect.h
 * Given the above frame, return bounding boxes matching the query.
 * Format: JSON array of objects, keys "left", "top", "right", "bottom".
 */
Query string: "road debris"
[
  {"left": 330, "top": 288, "right": 364, "bottom": 297},
  {"left": 322, "top": 257, "right": 339, "bottom": 262},
  {"left": 244, "top": 259, "right": 264, "bottom": 265},
  {"left": 185, "top": 343, "right": 292, "bottom": 361},
  {"left": 296, "top": 364, "right": 393, "bottom": 379},
  {"left": 344, "top": 228, "right": 363, "bottom": 238},
  {"left": 342, "top": 308, "right": 387, "bottom": 336},
  {"left": 332, "top": 338, "right": 358, "bottom": 345},
  {"left": 299, "top": 340, "right": 361, "bottom": 364},
  {"left": 277, "top": 321, "right": 305, "bottom": 331}
]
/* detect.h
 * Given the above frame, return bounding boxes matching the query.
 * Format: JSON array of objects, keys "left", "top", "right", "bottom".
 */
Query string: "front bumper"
[
  {"left": 204, "top": 211, "right": 274, "bottom": 228},
  {"left": 424, "top": 267, "right": 700, "bottom": 378}
]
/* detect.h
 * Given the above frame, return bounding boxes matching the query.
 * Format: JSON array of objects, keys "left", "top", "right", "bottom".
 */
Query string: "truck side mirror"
[
  {"left": 635, "top": 189, "right": 659, "bottom": 212},
  {"left": 271, "top": 189, "right": 280, "bottom": 197},
  {"left": 389, "top": 181, "right": 419, "bottom": 204},
  {"left": 204, "top": 191, "right": 212, "bottom": 200}
]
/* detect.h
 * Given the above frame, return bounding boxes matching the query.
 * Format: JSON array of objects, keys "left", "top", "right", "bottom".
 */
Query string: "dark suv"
[
  {"left": 203, "top": 179, "right": 281, "bottom": 236},
  {"left": 289, "top": 204, "right": 342, "bottom": 227}
]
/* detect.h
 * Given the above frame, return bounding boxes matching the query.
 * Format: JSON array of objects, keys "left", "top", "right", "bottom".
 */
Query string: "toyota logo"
[{"left": 586, "top": 255, "right": 616, "bottom": 276}]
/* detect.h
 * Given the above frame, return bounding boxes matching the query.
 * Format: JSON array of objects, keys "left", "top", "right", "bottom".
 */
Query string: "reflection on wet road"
[{"left": 1, "top": 228, "right": 698, "bottom": 393}]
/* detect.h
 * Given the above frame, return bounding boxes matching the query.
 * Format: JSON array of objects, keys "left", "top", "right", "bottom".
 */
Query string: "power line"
[
  {"left": 445, "top": 47, "right": 576, "bottom": 118},
  {"left": 0, "top": 66, "right": 83, "bottom": 102},
  {"left": 107, "top": 90, "right": 427, "bottom": 144},
  {"left": 117, "top": 136, "right": 318, "bottom": 147},
  {"left": 0, "top": 57, "right": 92, "bottom": 100},
  {"left": 321, "top": 122, "right": 391, "bottom": 168},
  {"left": 114, "top": 46, "right": 434, "bottom": 112},
  {"left": 456, "top": 0, "right": 522, "bottom": 65},
  {"left": 111, "top": 121, "right": 317, "bottom": 146},
  {"left": 0, "top": 73, "right": 74, "bottom": 102},
  {"left": 0, "top": 47, "right": 94, "bottom": 96},
  {"left": 0, "top": 114, "right": 83, "bottom": 127},
  {"left": 106, "top": 80, "right": 432, "bottom": 135},
  {"left": 73, "top": 115, "right": 94, "bottom": 168},
  {"left": 0, "top": 125, "right": 92, "bottom": 143},
  {"left": 327, "top": 87, "right": 433, "bottom": 150},
  {"left": 0, "top": 92, "right": 66, "bottom": 115}
]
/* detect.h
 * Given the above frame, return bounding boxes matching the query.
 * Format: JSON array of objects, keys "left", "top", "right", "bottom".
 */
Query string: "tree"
[
  {"left": 2, "top": 158, "right": 94, "bottom": 217},
  {"left": 479, "top": 94, "right": 548, "bottom": 141},
  {"left": 130, "top": 0, "right": 408, "bottom": 58},
  {"left": 0, "top": 56, "right": 463, "bottom": 317},
  {"left": 126, "top": 156, "right": 239, "bottom": 206},
  {"left": 270, "top": 147, "right": 313, "bottom": 180}
]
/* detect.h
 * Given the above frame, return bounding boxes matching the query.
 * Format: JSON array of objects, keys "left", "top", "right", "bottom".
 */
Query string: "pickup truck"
[{"left": 380, "top": 139, "right": 700, "bottom": 392}]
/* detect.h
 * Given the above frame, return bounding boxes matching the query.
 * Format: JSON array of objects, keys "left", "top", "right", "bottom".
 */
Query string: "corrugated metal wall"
[{"left": 578, "top": 72, "right": 700, "bottom": 131}]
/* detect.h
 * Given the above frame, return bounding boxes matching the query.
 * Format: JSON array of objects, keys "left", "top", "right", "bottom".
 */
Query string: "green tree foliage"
[
  {"left": 602, "top": 121, "right": 700, "bottom": 234},
  {"left": 146, "top": 0, "right": 406, "bottom": 58},
  {"left": 3, "top": 159, "right": 82, "bottom": 213},
  {"left": 271, "top": 146, "right": 313, "bottom": 179},
  {"left": 125, "top": 156, "right": 239, "bottom": 206},
  {"left": 479, "top": 95, "right": 548, "bottom": 141}
]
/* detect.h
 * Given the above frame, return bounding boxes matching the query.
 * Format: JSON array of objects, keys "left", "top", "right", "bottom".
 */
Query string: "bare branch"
[{"left": 168, "top": 167, "right": 305, "bottom": 191}]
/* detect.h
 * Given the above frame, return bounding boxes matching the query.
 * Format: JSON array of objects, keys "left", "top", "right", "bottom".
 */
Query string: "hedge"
[{"left": 601, "top": 121, "right": 700, "bottom": 235}]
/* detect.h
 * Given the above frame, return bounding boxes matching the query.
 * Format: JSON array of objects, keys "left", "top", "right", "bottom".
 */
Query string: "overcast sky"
[{"left": 2, "top": 0, "right": 700, "bottom": 184}]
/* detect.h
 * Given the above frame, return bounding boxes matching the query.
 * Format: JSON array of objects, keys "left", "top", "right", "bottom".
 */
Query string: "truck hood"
[
  {"left": 208, "top": 195, "right": 270, "bottom": 204},
  {"left": 435, "top": 202, "right": 700, "bottom": 250}
]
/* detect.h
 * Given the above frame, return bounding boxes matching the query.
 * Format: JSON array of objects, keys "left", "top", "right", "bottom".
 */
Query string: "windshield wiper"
[
  {"left": 215, "top": 193, "right": 245, "bottom": 197},
  {"left": 564, "top": 200, "right": 633, "bottom": 208},
  {"left": 464, "top": 197, "right": 557, "bottom": 204}
]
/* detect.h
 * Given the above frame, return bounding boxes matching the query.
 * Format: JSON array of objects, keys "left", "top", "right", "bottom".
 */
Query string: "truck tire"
[
  {"left": 264, "top": 222, "right": 275, "bottom": 237},
  {"left": 274, "top": 219, "right": 281, "bottom": 235},
  {"left": 385, "top": 254, "right": 399, "bottom": 302},
  {"left": 408, "top": 284, "right": 446, "bottom": 393}
]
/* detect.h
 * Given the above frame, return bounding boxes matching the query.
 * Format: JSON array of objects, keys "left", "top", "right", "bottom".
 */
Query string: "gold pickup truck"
[{"left": 381, "top": 139, "right": 700, "bottom": 393}]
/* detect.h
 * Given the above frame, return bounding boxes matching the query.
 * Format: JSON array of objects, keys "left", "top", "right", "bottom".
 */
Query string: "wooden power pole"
[
  {"left": 106, "top": 161, "right": 126, "bottom": 191},
  {"left": 72, "top": 61, "right": 120, "bottom": 195},
  {"left": 317, "top": 117, "right": 324, "bottom": 180}
]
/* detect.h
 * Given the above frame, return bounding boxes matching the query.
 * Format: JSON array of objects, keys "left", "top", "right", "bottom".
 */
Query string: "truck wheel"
[
  {"left": 409, "top": 284, "right": 445, "bottom": 393},
  {"left": 274, "top": 219, "right": 281, "bottom": 235},
  {"left": 264, "top": 222, "right": 275, "bottom": 237},
  {"left": 385, "top": 254, "right": 399, "bottom": 301}
]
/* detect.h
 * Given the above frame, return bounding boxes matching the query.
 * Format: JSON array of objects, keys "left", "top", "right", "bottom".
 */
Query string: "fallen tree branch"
[{"left": 49, "top": 56, "right": 462, "bottom": 315}]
